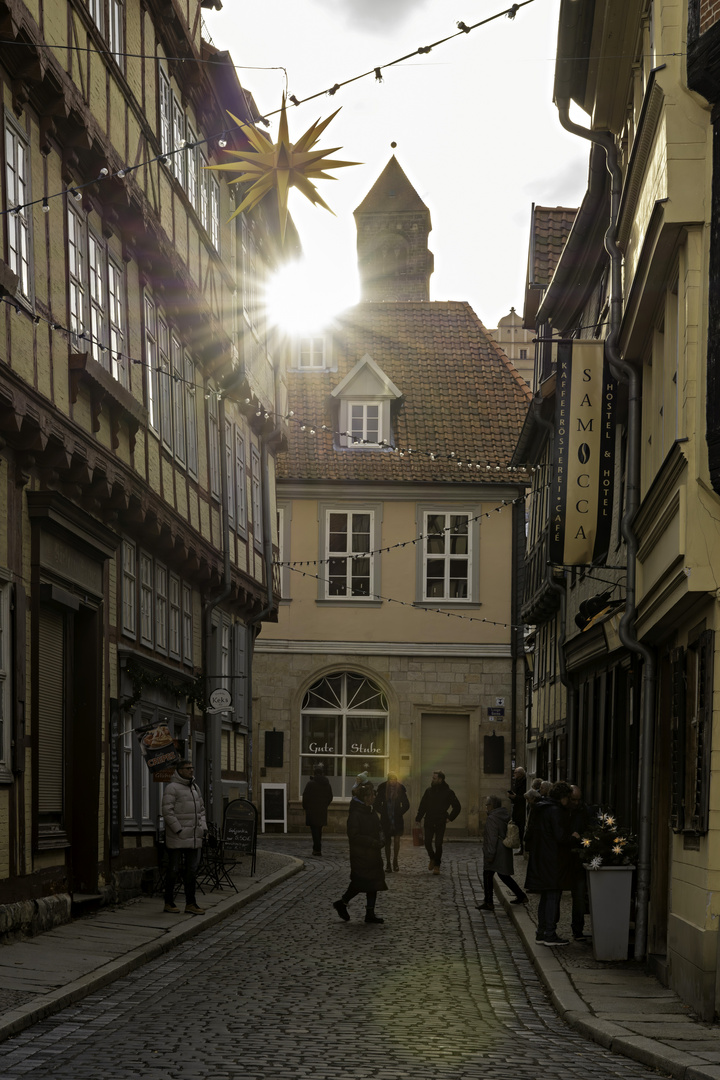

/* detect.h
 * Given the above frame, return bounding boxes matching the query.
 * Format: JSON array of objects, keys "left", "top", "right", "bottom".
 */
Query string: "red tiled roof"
[
  {"left": 529, "top": 205, "right": 578, "bottom": 286},
  {"left": 279, "top": 301, "right": 532, "bottom": 485}
]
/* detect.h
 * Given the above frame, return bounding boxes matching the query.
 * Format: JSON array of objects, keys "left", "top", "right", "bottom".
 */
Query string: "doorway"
[{"left": 420, "top": 714, "right": 469, "bottom": 830}]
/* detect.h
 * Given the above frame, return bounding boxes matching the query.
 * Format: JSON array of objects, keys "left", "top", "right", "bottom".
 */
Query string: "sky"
[{"left": 203, "top": 0, "right": 590, "bottom": 332}]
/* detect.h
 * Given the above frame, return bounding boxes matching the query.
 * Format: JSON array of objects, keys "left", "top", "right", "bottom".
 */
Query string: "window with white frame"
[
  {"left": 207, "top": 387, "right": 221, "bottom": 499},
  {"left": 187, "top": 124, "right": 198, "bottom": 211},
  {"left": 69, "top": 206, "right": 128, "bottom": 386},
  {"left": 144, "top": 295, "right": 159, "bottom": 432},
  {"left": 88, "top": 1, "right": 124, "bottom": 69},
  {"left": 158, "top": 66, "right": 217, "bottom": 247},
  {"left": 349, "top": 403, "right": 381, "bottom": 445},
  {"left": 300, "top": 672, "right": 389, "bottom": 799},
  {"left": 235, "top": 428, "right": 247, "bottom": 533},
  {"left": 168, "top": 574, "right": 181, "bottom": 660},
  {"left": 422, "top": 512, "right": 471, "bottom": 600},
  {"left": 326, "top": 511, "right": 372, "bottom": 598},
  {"left": 171, "top": 334, "right": 185, "bottom": 465},
  {"left": 88, "top": 232, "right": 106, "bottom": 363},
  {"left": 121, "top": 541, "right": 136, "bottom": 637},
  {"left": 298, "top": 336, "right": 326, "bottom": 370},
  {"left": 251, "top": 445, "right": 263, "bottom": 547},
  {"left": 108, "top": 258, "right": 126, "bottom": 384},
  {"left": 172, "top": 97, "right": 186, "bottom": 188},
  {"left": 158, "top": 316, "right": 172, "bottom": 452},
  {"left": 210, "top": 176, "right": 220, "bottom": 250},
  {"left": 155, "top": 562, "right": 168, "bottom": 654},
  {"left": 123, "top": 543, "right": 193, "bottom": 664},
  {"left": 67, "top": 205, "right": 86, "bottom": 342},
  {"left": 5, "top": 119, "right": 31, "bottom": 301},
  {"left": 185, "top": 352, "right": 198, "bottom": 476},
  {"left": 241, "top": 218, "right": 258, "bottom": 330},
  {"left": 199, "top": 150, "right": 210, "bottom": 232},
  {"left": 225, "top": 418, "right": 235, "bottom": 527},
  {"left": 159, "top": 68, "right": 172, "bottom": 158}
]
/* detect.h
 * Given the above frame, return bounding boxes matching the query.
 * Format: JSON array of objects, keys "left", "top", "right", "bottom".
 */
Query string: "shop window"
[
  {"left": 671, "top": 630, "right": 714, "bottom": 834},
  {"left": 300, "top": 672, "right": 388, "bottom": 798}
]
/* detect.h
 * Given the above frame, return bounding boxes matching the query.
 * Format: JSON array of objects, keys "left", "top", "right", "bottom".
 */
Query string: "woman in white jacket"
[{"left": 162, "top": 759, "right": 207, "bottom": 915}]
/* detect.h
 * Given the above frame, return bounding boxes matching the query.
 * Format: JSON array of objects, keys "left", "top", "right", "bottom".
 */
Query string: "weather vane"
[{"left": 206, "top": 94, "right": 359, "bottom": 244}]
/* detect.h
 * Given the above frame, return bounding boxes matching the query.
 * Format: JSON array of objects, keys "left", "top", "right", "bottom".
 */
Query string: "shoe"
[
  {"left": 311, "top": 850, "right": 322, "bottom": 856},
  {"left": 393, "top": 862, "right": 399, "bottom": 872},
  {"left": 385, "top": 863, "right": 392, "bottom": 872},
  {"left": 433, "top": 866, "right": 440, "bottom": 875},
  {"left": 541, "top": 933, "right": 569, "bottom": 946},
  {"left": 428, "top": 859, "right": 435, "bottom": 871},
  {"left": 365, "top": 913, "right": 384, "bottom": 923},
  {"left": 510, "top": 896, "right": 529, "bottom": 905},
  {"left": 333, "top": 900, "right": 350, "bottom": 922},
  {"left": 573, "top": 933, "right": 591, "bottom": 942},
  {"left": 184, "top": 904, "right": 206, "bottom": 915},
  {"left": 163, "top": 903, "right": 181, "bottom": 914},
  {"left": 476, "top": 902, "right": 494, "bottom": 911}
]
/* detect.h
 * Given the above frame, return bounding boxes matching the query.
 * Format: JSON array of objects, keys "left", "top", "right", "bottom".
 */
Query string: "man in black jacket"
[
  {"left": 415, "top": 771, "right": 461, "bottom": 875},
  {"left": 525, "top": 780, "right": 572, "bottom": 946}
]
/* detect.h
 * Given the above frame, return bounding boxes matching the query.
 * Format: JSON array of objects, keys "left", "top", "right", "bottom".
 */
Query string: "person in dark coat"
[
  {"left": 333, "top": 782, "right": 387, "bottom": 924},
  {"left": 415, "top": 770, "right": 461, "bottom": 874},
  {"left": 507, "top": 766, "right": 527, "bottom": 853},
  {"left": 373, "top": 773, "right": 410, "bottom": 872},
  {"left": 302, "top": 764, "right": 333, "bottom": 856},
  {"left": 476, "top": 795, "right": 528, "bottom": 911},
  {"left": 524, "top": 780, "right": 572, "bottom": 946}
]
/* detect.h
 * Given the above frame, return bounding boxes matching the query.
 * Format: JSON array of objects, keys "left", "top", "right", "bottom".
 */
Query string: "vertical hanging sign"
[{"left": 549, "top": 340, "right": 617, "bottom": 566}]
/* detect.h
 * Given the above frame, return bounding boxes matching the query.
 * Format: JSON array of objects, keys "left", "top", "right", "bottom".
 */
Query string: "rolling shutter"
[{"left": 37, "top": 607, "right": 64, "bottom": 817}]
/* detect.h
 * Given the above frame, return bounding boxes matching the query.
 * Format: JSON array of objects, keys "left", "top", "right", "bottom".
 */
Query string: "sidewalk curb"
[
  {"left": 494, "top": 882, "right": 719, "bottom": 1080},
  {"left": 0, "top": 855, "right": 303, "bottom": 1046}
]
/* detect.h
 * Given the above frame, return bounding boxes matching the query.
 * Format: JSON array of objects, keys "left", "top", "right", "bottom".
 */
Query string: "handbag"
[
  {"left": 503, "top": 820, "right": 520, "bottom": 849},
  {"left": 412, "top": 824, "right": 423, "bottom": 847}
]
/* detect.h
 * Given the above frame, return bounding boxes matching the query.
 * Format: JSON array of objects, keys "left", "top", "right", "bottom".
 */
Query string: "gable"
[{"left": 331, "top": 354, "right": 402, "bottom": 401}]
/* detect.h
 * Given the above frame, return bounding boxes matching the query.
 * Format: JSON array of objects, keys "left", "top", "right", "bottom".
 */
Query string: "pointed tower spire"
[{"left": 353, "top": 156, "right": 434, "bottom": 301}]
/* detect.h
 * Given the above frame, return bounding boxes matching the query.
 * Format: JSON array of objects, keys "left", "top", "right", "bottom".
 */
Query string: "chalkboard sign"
[
  {"left": 223, "top": 799, "right": 257, "bottom": 875},
  {"left": 484, "top": 733, "right": 505, "bottom": 774}
]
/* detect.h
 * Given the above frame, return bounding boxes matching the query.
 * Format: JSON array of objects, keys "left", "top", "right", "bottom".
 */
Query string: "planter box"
[{"left": 585, "top": 864, "right": 635, "bottom": 961}]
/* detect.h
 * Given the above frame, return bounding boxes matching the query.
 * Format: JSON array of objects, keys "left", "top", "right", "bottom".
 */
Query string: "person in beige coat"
[{"left": 162, "top": 759, "right": 207, "bottom": 915}]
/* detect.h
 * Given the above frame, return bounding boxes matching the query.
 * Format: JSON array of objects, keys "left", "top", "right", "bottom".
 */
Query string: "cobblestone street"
[{"left": 0, "top": 840, "right": 667, "bottom": 1080}]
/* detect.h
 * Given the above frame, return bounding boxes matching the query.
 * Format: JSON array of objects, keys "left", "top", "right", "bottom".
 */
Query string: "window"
[
  {"left": 235, "top": 429, "right": 247, "bottom": 532},
  {"left": 140, "top": 552, "right": 153, "bottom": 647},
  {"left": 251, "top": 445, "right": 263, "bottom": 547},
  {"left": 241, "top": 219, "right": 258, "bottom": 330},
  {"left": 122, "top": 721, "right": 133, "bottom": 821},
  {"left": 225, "top": 418, "right": 235, "bottom": 527},
  {"left": 121, "top": 541, "right": 136, "bottom": 637},
  {"left": 155, "top": 562, "right": 168, "bottom": 654},
  {"left": 5, "top": 120, "right": 31, "bottom": 301},
  {"left": 144, "top": 295, "right": 159, "bottom": 431},
  {"left": 159, "top": 69, "right": 172, "bottom": 158},
  {"left": 670, "top": 630, "right": 714, "bottom": 834},
  {"left": 88, "top": 1, "right": 124, "bottom": 68},
  {"left": 187, "top": 124, "right": 198, "bottom": 211},
  {"left": 69, "top": 207, "right": 128, "bottom": 385},
  {"left": 298, "top": 336, "right": 326, "bottom": 370},
  {"left": 300, "top": 672, "right": 388, "bottom": 799},
  {"left": 207, "top": 387, "right": 221, "bottom": 498},
  {"left": 185, "top": 352, "right": 198, "bottom": 476},
  {"left": 519, "top": 348, "right": 528, "bottom": 360},
  {"left": 172, "top": 98, "right": 186, "bottom": 187},
  {"left": 158, "top": 317, "right": 172, "bottom": 452},
  {"left": 199, "top": 151, "right": 210, "bottom": 232},
  {"left": 350, "top": 403, "right": 380, "bottom": 445},
  {"left": 210, "top": 176, "right": 220, "bottom": 250},
  {"left": 423, "top": 512, "right": 470, "bottom": 600},
  {"left": 125, "top": 543, "right": 193, "bottom": 663},
  {"left": 182, "top": 583, "right": 193, "bottom": 664},
  {"left": 326, "top": 511, "right": 372, "bottom": 598},
  {"left": 172, "top": 334, "right": 185, "bottom": 465}
]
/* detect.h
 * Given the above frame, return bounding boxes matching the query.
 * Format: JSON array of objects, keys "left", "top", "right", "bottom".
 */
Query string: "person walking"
[
  {"left": 373, "top": 773, "right": 410, "bottom": 872},
  {"left": 161, "top": 759, "right": 207, "bottom": 916},
  {"left": 508, "top": 766, "right": 527, "bottom": 853},
  {"left": 302, "top": 763, "right": 334, "bottom": 856},
  {"left": 477, "top": 795, "right": 528, "bottom": 911},
  {"left": 524, "top": 780, "right": 573, "bottom": 946},
  {"left": 415, "top": 770, "right": 461, "bottom": 875},
  {"left": 333, "top": 782, "right": 387, "bottom": 924}
]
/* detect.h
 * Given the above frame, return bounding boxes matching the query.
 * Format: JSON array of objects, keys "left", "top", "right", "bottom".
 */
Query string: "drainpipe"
[
  {"left": 556, "top": 102, "right": 657, "bottom": 962},
  {"left": 203, "top": 395, "right": 232, "bottom": 827}
]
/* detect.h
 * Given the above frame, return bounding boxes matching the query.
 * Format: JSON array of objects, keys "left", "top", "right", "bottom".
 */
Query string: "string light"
[{"left": 41, "top": 197, "right": 49, "bottom": 213}]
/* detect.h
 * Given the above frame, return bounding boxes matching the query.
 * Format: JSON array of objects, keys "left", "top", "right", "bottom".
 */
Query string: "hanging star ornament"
[{"left": 206, "top": 95, "right": 360, "bottom": 244}]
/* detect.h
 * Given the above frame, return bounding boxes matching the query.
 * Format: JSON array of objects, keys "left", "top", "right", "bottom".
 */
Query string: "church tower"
[{"left": 354, "top": 156, "right": 434, "bottom": 302}]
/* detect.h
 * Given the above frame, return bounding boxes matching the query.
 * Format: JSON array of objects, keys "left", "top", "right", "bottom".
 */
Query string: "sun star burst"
[{"left": 206, "top": 95, "right": 359, "bottom": 243}]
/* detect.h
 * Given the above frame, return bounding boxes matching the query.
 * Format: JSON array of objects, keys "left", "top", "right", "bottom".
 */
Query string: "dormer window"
[
  {"left": 298, "top": 336, "right": 327, "bottom": 370},
  {"left": 331, "top": 353, "right": 402, "bottom": 450}
]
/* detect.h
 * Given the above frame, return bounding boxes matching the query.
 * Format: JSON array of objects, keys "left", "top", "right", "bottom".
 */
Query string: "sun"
[{"left": 263, "top": 257, "right": 355, "bottom": 336}]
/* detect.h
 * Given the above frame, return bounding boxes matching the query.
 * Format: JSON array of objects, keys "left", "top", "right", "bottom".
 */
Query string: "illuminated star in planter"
[{"left": 206, "top": 95, "right": 359, "bottom": 243}]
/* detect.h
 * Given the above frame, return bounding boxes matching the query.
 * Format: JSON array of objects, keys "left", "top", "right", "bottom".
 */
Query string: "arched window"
[{"left": 300, "top": 672, "right": 389, "bottom": 798}]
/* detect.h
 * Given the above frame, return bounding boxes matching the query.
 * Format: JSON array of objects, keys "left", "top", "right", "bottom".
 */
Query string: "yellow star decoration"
[{"left": 206, "top": 95, "right": 359, "bottom": 243}]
